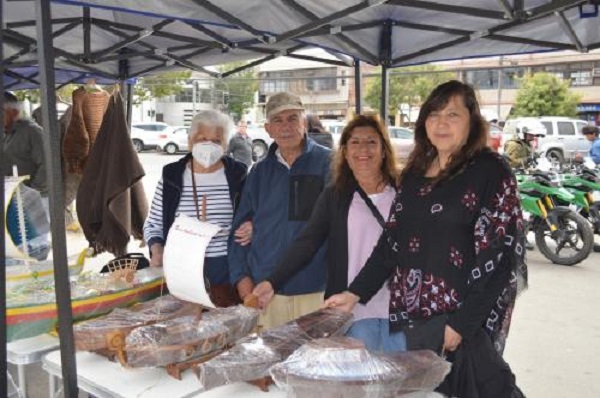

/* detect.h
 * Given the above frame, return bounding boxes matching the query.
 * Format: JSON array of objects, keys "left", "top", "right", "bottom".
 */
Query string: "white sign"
[{"left": 163, "top": 214, "right": 221, "bottom": 307}]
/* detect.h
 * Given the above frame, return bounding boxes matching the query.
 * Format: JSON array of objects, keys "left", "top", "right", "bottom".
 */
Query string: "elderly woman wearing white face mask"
[{"left": 144, "top": 110, "right": 248, "bottom": 307}]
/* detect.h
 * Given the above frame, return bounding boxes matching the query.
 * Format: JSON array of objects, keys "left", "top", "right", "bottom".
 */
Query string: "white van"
[{"left": 502, "top": 117, "right": 590, "bottom": 164}]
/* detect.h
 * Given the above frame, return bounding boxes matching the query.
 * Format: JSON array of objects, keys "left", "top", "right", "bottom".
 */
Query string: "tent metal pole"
[
  {"left": 119, "top": 57, "right": 129, "bottom": 96},
  {"left": 281, "top": 0, "right": 378, "bottom": 63},
  {"left": 118, "top": 56, "right": 133, "bottom": 127},
  {"left": 34, "top": 1, "right": 79, "bottom": 396},
  {"left": 379, "top": 21, "right": 392, "bottom": 125},
  {"left": 126, "top": 83, "right": 133, "bottom": 128},
  {"left": 286, "top": 53, "right": 350, "bottom": 67},
  {"left": 0, "top": 0, "right": 7, "bottom": 394},
  {"left": 83, "top": 7, "right": 91, "bottom": 61},
  {"left": 354, "top": 59, "right": 362, "bottom": 115},
  {"left": 2, "top": 19, "right": 80, "bottom": 66},
  {"left": 380, "top": 65, "right": 389, "bottom": 125}
]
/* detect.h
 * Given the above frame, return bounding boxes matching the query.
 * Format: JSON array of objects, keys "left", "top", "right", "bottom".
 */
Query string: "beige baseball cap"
[{"left": 265, "top": 92, "right": 304, "bottom": 119}]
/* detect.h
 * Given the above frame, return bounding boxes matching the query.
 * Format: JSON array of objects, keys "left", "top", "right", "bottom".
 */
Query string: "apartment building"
[
  {"left": 256, "top": 52, "right": 352, "bottom": 122},
  {"left": 443, "top": 50, "right": 600, "bottom": 124}
]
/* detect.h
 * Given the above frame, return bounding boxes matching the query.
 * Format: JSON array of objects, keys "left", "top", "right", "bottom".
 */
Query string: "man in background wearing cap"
[
  {"left": 2, "top": 92, "right": 48, "bottom": 197},
  {"left": 582, "top": 125, "right": 600, "bottom": 165},
  {"left": 229, "top": 92, "right": 331, "bottom": 329}
]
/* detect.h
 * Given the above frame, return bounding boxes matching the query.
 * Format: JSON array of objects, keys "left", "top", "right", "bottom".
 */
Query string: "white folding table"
[
  {"left": 7, "top": 334, "right": 60, "bottom": 397},
  {"left": 42, "top": 350, "right": 287, "bottom": 398}
]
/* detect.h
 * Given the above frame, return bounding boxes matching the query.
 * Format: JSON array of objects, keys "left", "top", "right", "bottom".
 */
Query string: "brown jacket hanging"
[
  {"left": 76, "top": 90, "right": 148, "bottom": 256},
  {"left": 62, "top": 87, "right": 110, "bottom": 174}
]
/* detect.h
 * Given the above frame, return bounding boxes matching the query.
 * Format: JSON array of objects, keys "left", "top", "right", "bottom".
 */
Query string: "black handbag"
[{"left": 437, "top": 329, "right": 526, "bottom": 398}]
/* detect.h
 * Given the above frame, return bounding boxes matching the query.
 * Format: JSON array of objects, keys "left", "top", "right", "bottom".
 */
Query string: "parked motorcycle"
[
  {"left": 560, "top": 162, "right": 600, "bottom": 235},
  {"left": 516, "top": 163, "right": 594, "bottom": 266}
]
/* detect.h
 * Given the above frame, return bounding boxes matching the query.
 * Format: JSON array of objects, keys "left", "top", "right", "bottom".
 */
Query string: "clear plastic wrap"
[
  {"left": 201, "top": 305, "right": 259, "bottom": 346},
  {"left": 73, "top": 295, "right": 200, "bottom": 351},
  {"left": 125, "top": 315, "right": 228, "bottom": 367},
  {"left": 197, "top": 308, "right": 353, "bottom": 391},
  {"left": 123, "top": 304, "right": 259, "bottom": 368},
  {"left": 270, "top": 337, "right": 451, "bottom": 398}
]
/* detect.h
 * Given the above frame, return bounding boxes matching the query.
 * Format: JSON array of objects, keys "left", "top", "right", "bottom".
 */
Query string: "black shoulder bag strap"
[{"left": 355, "top": 185, "right": 399, "bottom": 250}]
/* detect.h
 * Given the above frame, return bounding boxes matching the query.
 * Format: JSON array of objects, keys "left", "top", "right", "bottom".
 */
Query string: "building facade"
[
  {"left": 256, "top": 52, "right": 352, "bottom": 122},
  {"left": 443, "top": 50, "right": 600, "bottom": 124}
]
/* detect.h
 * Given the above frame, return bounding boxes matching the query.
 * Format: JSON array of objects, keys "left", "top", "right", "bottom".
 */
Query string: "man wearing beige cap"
[{"left": 229, "top": 92, "right": 331, "bottom": 329}]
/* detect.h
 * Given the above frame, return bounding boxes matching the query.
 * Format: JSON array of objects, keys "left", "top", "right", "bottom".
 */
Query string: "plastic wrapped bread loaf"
[
  {"left": 201, "top": 305, "right": 259, "bottom": 346},
  {"left": 73, "top": 295, "right": 200, "bottom": 351},
  {"left": 270, "top": 337, "right": 451, "bottom": 398},
  {"left": 196, "top": 308, "right": 353, "bottom": 391},
  {"left": 124, "top": 316, "right": 228, "bottom": 367},
  {"left": 122, "top": 305, "right": 259, "bottom": 368}
]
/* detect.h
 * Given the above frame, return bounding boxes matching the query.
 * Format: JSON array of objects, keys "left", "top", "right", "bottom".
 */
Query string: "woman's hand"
[
  {"left": 150, "top": 244, "right": 164, "bottom": 267},
  {"left": 322, "top": 291, "right": 360, "bottom": 313},
  {"left": 443, "top": 325, "right": 463, "bottom": 353},
  {"left": 252, "top": 281, "right": 275, "bottom": 309},
  {"left": 236, "top": 276, "right": 254, "bottom": 301},
  {"left": 234, "top": 221, "right": 253, "bottom": 246}
]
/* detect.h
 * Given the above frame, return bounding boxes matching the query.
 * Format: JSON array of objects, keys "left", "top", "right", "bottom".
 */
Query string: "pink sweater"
[{"left": 347, "top": 185, "right": 395, "bottom": 321}]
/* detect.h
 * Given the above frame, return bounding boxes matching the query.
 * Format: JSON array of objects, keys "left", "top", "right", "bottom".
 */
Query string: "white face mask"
[{"left": 192, "top": 142, "right": 224, "bottom": 168}]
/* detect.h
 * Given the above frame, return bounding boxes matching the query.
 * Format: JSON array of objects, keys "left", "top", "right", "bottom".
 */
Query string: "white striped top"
[{"left": 144, "top": 167, "right": 233, "bottom": 257}]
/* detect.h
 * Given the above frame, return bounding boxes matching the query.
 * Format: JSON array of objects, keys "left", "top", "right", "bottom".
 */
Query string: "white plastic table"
[
  {"left": 7, "top": 334, "right": 60, "bottom": 397},
  {"left": 42, "top": 350, "right": 287, "bottom": 398}
]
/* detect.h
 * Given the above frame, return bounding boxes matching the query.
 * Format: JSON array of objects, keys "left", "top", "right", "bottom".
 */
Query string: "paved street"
[
  {"left": 504, "top": 244, "right": 600, "bottom": 397},
  {"left": 9, "top": 152, "right": 600, "bottom": 397}
]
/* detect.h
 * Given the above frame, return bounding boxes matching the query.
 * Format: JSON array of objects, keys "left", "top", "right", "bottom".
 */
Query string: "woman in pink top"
[{"left": 252, "top": 114, "right": 406, "bottom": 351}]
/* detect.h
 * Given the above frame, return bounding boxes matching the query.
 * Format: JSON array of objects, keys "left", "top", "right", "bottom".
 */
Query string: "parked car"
[
  {"left": 502, "top": 117, "right": 590, "bottom": 164},
  {"left": 322, "top": 120, "right": 346, "bottom": 149},
  {"left": 157, "top": 126, "right": 190, "bottom": 154},
  {"left": 130, "top": 122, "right": 174, "bottom": 152},
  {"left": 246, "top": 125, "right": 274, "bottom": 161},
  {"left": 388, "top": 126, "right": 415, "bottom": 162}
]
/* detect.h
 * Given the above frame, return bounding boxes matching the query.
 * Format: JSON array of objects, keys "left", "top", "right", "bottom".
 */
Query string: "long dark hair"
[
  {"left": 332, "top": 114, "right": 398, "bottom": 193},
  {"left": 401, "top": 80, "right": 488, "bottom": 185}
]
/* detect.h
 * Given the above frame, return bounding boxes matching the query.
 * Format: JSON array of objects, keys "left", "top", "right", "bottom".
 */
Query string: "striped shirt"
[{"left": 144, "top": 167, "right": 233, "bottom": 257}]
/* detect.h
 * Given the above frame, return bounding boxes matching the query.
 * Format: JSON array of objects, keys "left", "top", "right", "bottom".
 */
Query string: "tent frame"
[{"left": 2, "top": 0, "right": 599, "bottom": 395}]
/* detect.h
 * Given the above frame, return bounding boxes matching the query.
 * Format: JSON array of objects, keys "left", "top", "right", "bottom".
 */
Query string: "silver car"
[
  {"left": 157, "top": 126, "right": 190, "bottom": 154},
  {"left": 503, "top": 117, "right": 590, "bottom": 164}
]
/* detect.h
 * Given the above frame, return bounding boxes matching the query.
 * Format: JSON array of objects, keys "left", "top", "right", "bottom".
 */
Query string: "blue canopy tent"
[{"left": 2, "top": 1, "right": 599, "bottom": 396}]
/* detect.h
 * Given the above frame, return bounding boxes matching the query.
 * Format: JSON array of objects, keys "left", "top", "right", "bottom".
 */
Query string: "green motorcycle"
[
  {"left": 517, "top": 171, "right": 594, "bottom": 266},
  {"left": 560, "top": 164, "right": 600, "bottom": 235}
]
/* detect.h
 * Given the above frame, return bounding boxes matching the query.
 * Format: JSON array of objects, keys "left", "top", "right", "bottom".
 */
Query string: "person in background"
[
  {"left": 227, "top": 120, "right": 255, "bottom": 167},
  {"left": 582, "top": 125, "right": 600, "bottom": 165},
  {"left": 252, "top": 114, "right": 406, "bottom": 352},
  {"left": 503, "top": 127, "right": 536, "bottom": 168},
  {"left": 306, "top": 114, "right": 333, "bottom": 149},
  {"left": 2, "top": 91, "right": 48, "bottom": 202},
  {"left": 144, "top": 109, "right": 248, "bottom": 307},
  {"left": 229, "top": 92, "right": 332, "bottom": 329},
  {"left": 324, "top": 81, "right": 527, "bottom": 397}
]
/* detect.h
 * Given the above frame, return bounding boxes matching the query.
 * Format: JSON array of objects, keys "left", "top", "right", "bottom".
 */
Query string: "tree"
[
  {"left": 512, "top": 72, "right": 580, "bottom": 117},
  {"left": 14, "top": 84, "right": 78, "bottom": 104},
  {"left": 216, "top": 61, "right": 258, "bottom": 121},
  {"left": 364, "top": 65, "right": 455, "bottom": 118},
  {"left": 133, "top": 70, "right": 192, "bottom": 104}
]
